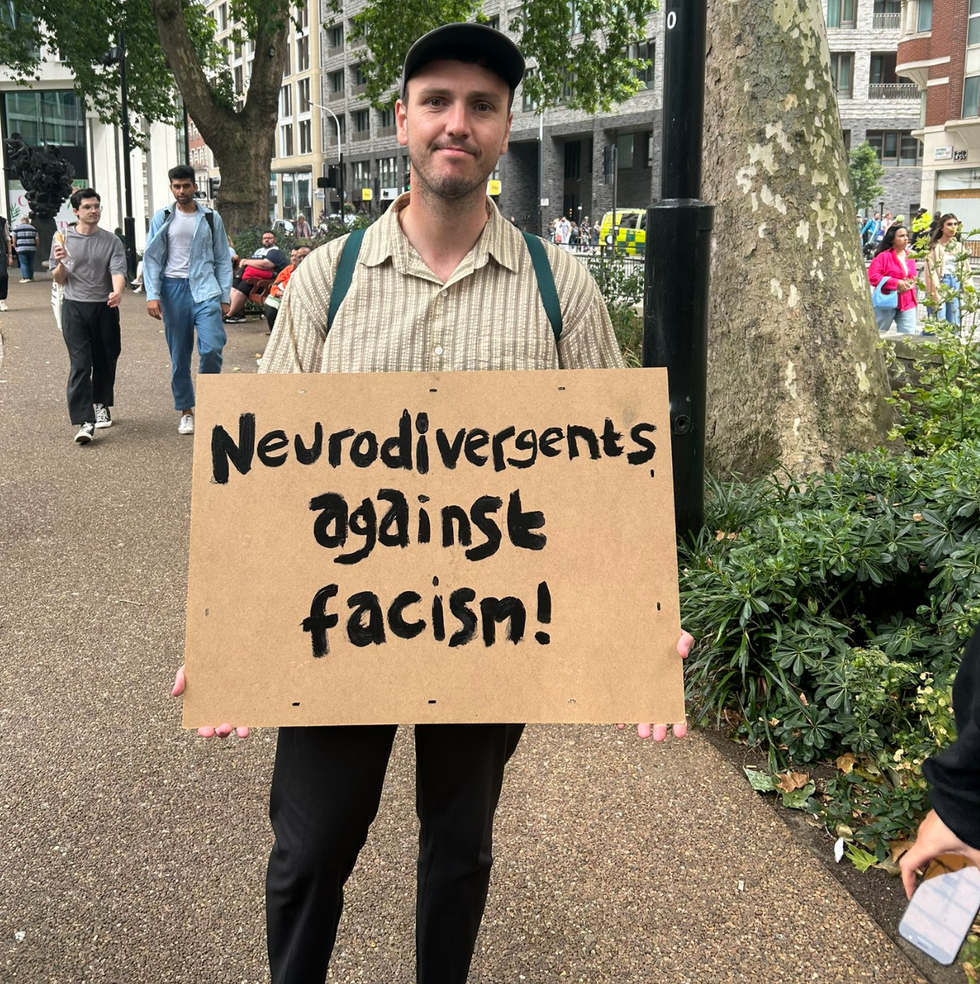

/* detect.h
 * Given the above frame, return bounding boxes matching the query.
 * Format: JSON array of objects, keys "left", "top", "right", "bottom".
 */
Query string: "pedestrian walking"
[
  {"left": 868, "top": 223, "right": 917, "bottom": 334},
  {"left": 14, "top": 214, "right": 38, "bottom": 282},
  {"left": 924, "top": 213, "right": 962, "bottom": 327},
  {"left": 172, "top": 21, "right": 688, "bottom": 984},
  {"left": 0, "top": 212, "right": 10, "bottom": 311},
  {"left": 49, "top": 188, "right": 126, "bottom": 445},
  {"left": 142, "top": 165, "right": 233, "bottom": 436}
]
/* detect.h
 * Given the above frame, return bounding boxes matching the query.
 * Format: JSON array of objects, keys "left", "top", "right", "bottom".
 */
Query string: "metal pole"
[
  {"left": 643, "top": 0, "right": 713, "bottom": 539},
  {"left": 118, "top": 30, "right": 137, "bottom": 281},
  {"left": 311, "top": 101, "right": 343, "bottom": 218},
  {"left": 538, "top": 111, "right": 544, "bottom": 237}
]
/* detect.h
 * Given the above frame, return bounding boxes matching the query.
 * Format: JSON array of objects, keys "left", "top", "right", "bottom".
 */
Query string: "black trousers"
[
  {"left": 266, "top": 722, "right": 525, "bottom": 984},
  {"left": 0, "top": 266, "right": 7, "bottom": 301},
  {"left": 62, "top": 300, "right": 121, "bottom": 424}
]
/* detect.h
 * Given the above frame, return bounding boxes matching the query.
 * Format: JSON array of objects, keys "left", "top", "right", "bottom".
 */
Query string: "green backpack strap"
[
  {"left": 522, "top": 231, "right": 563, "bottom": 345},
  {"left": 328, "top": 227, "right": 366, "bottom": 333}
]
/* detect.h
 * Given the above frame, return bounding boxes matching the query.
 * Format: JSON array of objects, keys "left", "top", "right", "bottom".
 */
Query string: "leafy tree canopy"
[
  {"left": 333, "top": 0, "right": 658, "bottom": 113},
  {"left": 848, "top": 140, "right": 886, "bottom": 212}
]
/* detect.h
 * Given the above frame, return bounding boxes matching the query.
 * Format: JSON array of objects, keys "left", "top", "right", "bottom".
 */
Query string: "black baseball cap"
[{"left": 401, "top": 23, "right": 526, "bottom": 95}]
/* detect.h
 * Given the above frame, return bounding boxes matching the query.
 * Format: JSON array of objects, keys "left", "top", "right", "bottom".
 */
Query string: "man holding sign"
[{"left": 174, "top": 22, "right": 687, "bottom": 983}]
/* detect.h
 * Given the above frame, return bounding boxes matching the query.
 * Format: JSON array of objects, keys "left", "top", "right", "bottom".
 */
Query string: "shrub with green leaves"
[
  {"left": 679, "top": 447, "right": 980, "bottom": 854},
  {"left": 589, "top": 255, "right": 644, "bottom": 365}
]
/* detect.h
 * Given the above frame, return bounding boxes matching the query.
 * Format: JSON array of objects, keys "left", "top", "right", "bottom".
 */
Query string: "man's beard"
[{"left": 410, "top": 145, "right": 493, "bottom": 202}]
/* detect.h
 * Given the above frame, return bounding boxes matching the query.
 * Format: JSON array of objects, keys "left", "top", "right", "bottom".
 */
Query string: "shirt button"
[
  {"left": 434, "top": 345, "right": 444, "bottom": 356},
  {"left": 440, "top": 288, "right": 448, "bottom": 297}
]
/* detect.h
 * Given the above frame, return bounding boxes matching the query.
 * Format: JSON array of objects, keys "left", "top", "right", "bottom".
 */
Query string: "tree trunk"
[
  {"left": 701, "top": 0, "right": 892, "bottom": 478},
  {"left": 152, "top": 0, "right": 289, "bottom": 231}
]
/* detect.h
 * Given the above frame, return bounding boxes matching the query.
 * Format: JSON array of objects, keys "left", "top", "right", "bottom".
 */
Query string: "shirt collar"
[{"left": 360, "top": 193, "right": 522, "bottom": 276}]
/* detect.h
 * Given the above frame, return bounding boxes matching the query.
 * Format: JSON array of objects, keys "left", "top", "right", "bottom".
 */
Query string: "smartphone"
[{"left": 899, "top": 865, "right": 980, "bottom": 965}]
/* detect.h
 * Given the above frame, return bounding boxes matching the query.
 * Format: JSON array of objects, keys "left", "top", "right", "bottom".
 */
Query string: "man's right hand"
[
  {"left": 171, "top": 664, "right": 250, "bottom": 739},
  {"left": 147, "top": 300, "right": 163, "bottom": 320}
]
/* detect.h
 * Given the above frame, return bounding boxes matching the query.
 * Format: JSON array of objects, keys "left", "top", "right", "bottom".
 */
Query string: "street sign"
[
  {"left": 315, "top": 191, "right": 325, "bottom": 201},
  {"left": 361, "top": 188, "right": 373, "bottom": 201},
  {"left": 540, "top": 198, "right": 549, "bottom": 207},
  {"left": 487, "top": 179, "right": 501, "bottom": 196}
]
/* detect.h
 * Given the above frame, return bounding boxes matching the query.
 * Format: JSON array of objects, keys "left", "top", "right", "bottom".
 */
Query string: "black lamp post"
[{"left": 103, "top": 32, "right": 137, "bottom": 281}]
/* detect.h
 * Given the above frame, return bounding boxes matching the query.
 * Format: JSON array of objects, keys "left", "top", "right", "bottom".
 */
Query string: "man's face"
[
  {"left": 396, "top": 59, "right": 512, "bottom": 203},
  {"left": 294, "top": 247, "right": 310, "bottom": 266},
  {"left": 73, "top": 197, "right": 102, "bottom": 226},
  {"left": 262, "top": 232, "right": 276, "bottom": 247},
  {"left": 170, "top": 177, "right": 197, "bottom": 206}
]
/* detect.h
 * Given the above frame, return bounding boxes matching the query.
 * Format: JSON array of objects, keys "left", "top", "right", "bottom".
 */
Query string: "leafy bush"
[
  {"left": 680, "top": 446, "right": 980, "bottom": 854},
  {"left": 590, "top": 255, "right": 644, "bottom": 365}
]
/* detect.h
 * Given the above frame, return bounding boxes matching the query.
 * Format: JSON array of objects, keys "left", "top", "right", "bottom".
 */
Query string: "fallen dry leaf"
[
  {"left": 835, "top": 753, "right": 858, "bottom": 774},
  {"left": 888, "top": 839, "right": 916, "bottom": 864},
  {"left": 776, "top": 771, "right": 810, "bottom": 793}
]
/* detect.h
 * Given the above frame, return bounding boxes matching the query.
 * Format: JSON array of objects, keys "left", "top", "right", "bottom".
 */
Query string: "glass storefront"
[{"left": 936, "top": 169, "right": 980, "bottom": 235}]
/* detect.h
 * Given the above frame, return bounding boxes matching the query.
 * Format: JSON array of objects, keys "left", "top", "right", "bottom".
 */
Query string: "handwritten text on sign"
[{"left": 182, "top": 369, "right": 685, "bottom": 727}]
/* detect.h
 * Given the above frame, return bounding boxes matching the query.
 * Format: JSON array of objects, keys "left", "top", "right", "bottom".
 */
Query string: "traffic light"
[
  {"left": 326, "top": 166, "right": 340, "bottom": 188},
  {"left": 404, "top": 169, "right": 411, "bottom": 192},
  {"left": 208, "top": 177, "right": 220, "bottom": 199}
]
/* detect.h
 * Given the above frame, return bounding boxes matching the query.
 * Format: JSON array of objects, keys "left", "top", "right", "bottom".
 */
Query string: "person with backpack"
[
  {"left": 172, "top": 22, "right": 689, "bottom": 983},
  {"left": 142, "top": 164, "right": 232, "bottom": 436}
]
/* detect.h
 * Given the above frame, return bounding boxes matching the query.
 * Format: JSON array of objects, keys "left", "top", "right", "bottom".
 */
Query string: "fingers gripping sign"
[
  {"left": 172, "top": 665, "right": 250, "bottom": 739},
  {"left": 617, "top": 630, "right": 692, "bottom": 740}
]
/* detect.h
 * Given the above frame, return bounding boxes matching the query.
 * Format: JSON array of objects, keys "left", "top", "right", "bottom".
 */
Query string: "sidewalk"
[{"left": 0, "top": 279, "right": 930, "bottom": 983}]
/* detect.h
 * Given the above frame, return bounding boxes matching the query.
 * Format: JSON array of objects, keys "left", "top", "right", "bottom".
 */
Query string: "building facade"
[
  {"left": 825, "top": 0, "right": 924, "bottom": 217},
  {"left": 898, "top": 0, "right": 980, "bottom": 229}
]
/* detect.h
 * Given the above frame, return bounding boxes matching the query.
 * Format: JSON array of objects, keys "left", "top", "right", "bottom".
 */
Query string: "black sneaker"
[
  {"left": 223, "top": 315, "right": 246, "bottom": 323},
  {"left": 74, "top": 422, "right": 96, "bottom": 445},
  {"left": 94, "top": 404, "right": 112, "bottom": 429}
]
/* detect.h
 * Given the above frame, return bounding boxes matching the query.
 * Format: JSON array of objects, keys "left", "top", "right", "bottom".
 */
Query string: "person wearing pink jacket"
[{"left": 868, "top": 223, "right": 917, "bottom": 334}]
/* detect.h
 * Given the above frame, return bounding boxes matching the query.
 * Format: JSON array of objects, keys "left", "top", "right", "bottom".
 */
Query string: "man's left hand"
[
  {"left": 107, "top": 290, "right": 123, "bottom": 308},
  {"left": 221, "top": 302, "right": 230, "bottom": 317},
  {"left": 617, "top": 630, "right": 693, "bottom": 740}
]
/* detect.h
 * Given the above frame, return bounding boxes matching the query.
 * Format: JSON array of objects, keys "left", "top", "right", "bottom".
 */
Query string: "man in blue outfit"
[{"left": 143, "top": 165, "right": 232, "bottom": 436}]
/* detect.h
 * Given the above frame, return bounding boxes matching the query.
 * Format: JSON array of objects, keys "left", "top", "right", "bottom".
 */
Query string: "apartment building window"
[
  {"left": 217, "top": 2, "right": 227, "bottom": 30},
  {"left": 283, "top": 44, "right": 290, "bottom": 76},
  {"left": 964, "top": 76, "right": 980, "bottom": 118},
  {"left": 353, "top": 160, "right": 371, "bottom": 184},
  {"left": 872, "top": 0, "right": 901, "bottom": 29},
  {"left": 354, "top": 109, "right": 370, "bottom": 132},
  {"left": 279, "top": 84, "right": 292, "bottom": 117},
  {"left": 617, "top": 133, "right": 634, "bottom": 169},
  {"left": 867, "top": 129, "right": 922, "bottom": 166},
  {"left": 631, "top": 40, "right": 655, "bottom": 88},
  {"left": 297, "top": 1, "right": 309, "bottom": 31},
  {"left": 521, "top": 69, "right": 538, "bottom": 112},
  {"left": 379, "top": 156, "right": 397, "bottom": 188},
  {"left": 826, "top": 0, "right": 857, "bottom": 28},
  {"left": 234, "top": 65, "right": 244, "bottom": 94},
  {"left": 970, "top": 0, "right": 980, "bottom": 46},
  {"left": 280, "top": 123, "right": 294, "bottom": 157},
  {"left": 328, "top": 24, "right": 343, "bottom": 49},
  {"left": 296, "top": 35, "right": 309, "bottom": 72},
  {"left": 842, "top": 129, "right": 851, "bottom": 152},
  {"left": 916, "top": 0, "right": 932, "bottom": 31},
  {"left": 830, "top": 52, "right": 854, "bottom": 96},
  {"left": 329, "top": 70, "right": 345, "bottom": 93},
  {"left": 298, "top": 78, "right": 311, "bottom": 113},
  {"left": 299, "top": 120, "right": 312, "bottom": 154},
  {"left": 234, "top": 41, "right": 242, "bottom": 60},
  {"left": 377, "top": 105, "right": 396, "bottom": 134}
]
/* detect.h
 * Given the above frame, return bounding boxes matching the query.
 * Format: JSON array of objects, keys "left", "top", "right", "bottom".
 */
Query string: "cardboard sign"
[{"left": 182, "top": 369, "right": 685, "bottom": 728}]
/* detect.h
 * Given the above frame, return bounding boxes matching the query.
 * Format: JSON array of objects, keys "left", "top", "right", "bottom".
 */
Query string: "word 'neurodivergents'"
[
  {"left": 211, "top": 410, "right": 657, "bottom": 484},
  {"left": 302, "top": 579, "right": 553, "bottom": 656},
  {"left": 310, "top": 488, "right": 545, "bottom": 564}
]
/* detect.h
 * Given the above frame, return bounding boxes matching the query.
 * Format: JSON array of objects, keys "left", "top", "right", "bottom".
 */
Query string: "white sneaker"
[
  {"left": 0, "top": 300, "right": 7, "bottom": 311},
  {"left": 74, "top": 422, "right": 96, "bottom": 445},
  {"left": 178, "top": 413, "right": 195, "bottom": 435},
  {"left": 94, "top": 404, "right": 112, "bottom": 428}
]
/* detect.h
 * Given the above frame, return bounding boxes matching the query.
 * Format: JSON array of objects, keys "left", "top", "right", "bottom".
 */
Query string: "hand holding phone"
[{"left": 899, "top": 865, "right": 980, "bottom": 965}]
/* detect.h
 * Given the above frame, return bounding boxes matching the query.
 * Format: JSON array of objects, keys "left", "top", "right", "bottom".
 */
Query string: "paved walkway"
[{"left": 0, "top": 279, "right": 929, "bottom": 983}]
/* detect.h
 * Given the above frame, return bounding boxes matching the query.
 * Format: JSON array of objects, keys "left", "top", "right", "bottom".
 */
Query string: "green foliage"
[
  {"left": 681, "top": 447, "right": 980, "bottom": 853},
  {"left": 0, "top": 0, "right": 226, "bottom": 131},
  {"left": 338, "top": 0, "right": 657, "bottom": 113},
  {"left": 847, "top": 140, "right": 885, "bottom": 211},
  {"left": 590, "top": 255, "right": 644, "bottom": 365}
]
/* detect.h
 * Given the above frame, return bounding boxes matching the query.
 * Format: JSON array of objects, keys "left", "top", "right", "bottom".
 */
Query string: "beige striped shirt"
[{"left": 259, "top": 195, "right": 625, "bottom": 375}]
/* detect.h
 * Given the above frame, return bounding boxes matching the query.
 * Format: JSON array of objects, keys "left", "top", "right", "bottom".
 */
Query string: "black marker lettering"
[
  {"left": 442, "top": 504, "right": 472, "bottom": 548},
  {"left": 567, "top": 424, "right": 601, "bottom": 460},
  {"left": 448, "top": 587, "right": 478, "bottom": 647},
  {"left": 627, "top": 423, "right": 657, "bottom": 465},
  {"left": 464, "top": 429, "right": 490, "bottom": 466},
  {"left": 295, "top": 422, "right": 323, "bottom": 465},
  {"left": 378, "top": 489, "right": 410, "bottom": 548},
  {"left": 338, "top": 497, "right": 377, "bottom": 564},
  {"left": 507, "top": 490, "right": 547, "bottom": 550},
  {"left": 211, "top": 413, "right": 255, "bottom": 484},
  {"left": 480, "top": 596, "right": 527, "bottom": 645},
  {"left": 346, "top": 590, "right": 386, "bottom": 646},
  {"left": 350, "top": 431, "right": 379, "bottom": 468},
  {"left": 257, "top": 429, "right": 289, "bottom": 467},
  {"left": 389, "top": 591, "right": 425, "bottom": 639},
  {"left": 507, "top": 428, "right": 538, "bottom": 469},
  {"left": 380, "top": 410, "right": 413, "bottom": 470},
  {"left": 435, "top": 427, "right": 466, "bottom": 469},
  {"left": 327, "top": 427, "right": 355, "bottom": 466},
  {"left": 538, "top": 426, "right": 565, "bottom": 458},
  {"left": 466, "top": 495, "right": 504, "bottom": 561},
  {"left": 310, "top": 493, "right": 348, "bottom": 549},
  {"left": 302, "top": 584, "right": 339, "bottom": 657},
  {"left": 415, "top": 412, "right": 430, "bottom": 475},
  {"left": 601, "top": 418, "right": 624, "bottom": 457}
]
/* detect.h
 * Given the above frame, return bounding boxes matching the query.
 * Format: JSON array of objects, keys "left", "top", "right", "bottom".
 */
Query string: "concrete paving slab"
[{"left": 0, "top": 280, "right": 928, "bottom": 983}]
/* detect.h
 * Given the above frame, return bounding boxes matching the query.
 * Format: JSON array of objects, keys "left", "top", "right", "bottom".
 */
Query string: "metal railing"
[
  {"left": 868, "top": 82, "right": 919, "bottom": 99},
  {"left": 872, "top": 11, "right": 902, "bottom": 29}
]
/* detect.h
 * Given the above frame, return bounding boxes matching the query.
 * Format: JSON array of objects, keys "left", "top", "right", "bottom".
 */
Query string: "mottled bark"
[
  {"left": 702, "top": 0, "right": 891, "bottom": 478},
  {"left": 152, "top": 0, "right": 289, "bottom": 230}
]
